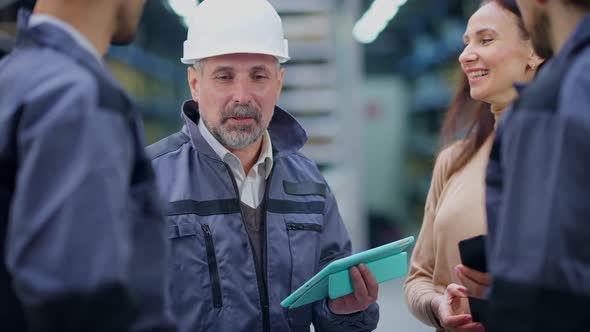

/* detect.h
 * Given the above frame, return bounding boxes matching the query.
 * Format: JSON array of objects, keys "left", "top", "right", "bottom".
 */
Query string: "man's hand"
[
  {"left": 327, "top": 264, "right": 378, "bottom": 315},
  {"left": 431, "top": 283, "right": 485, "bottom": 332},
  {"left": 455, "top": 264, "right": 491, "bottom": 299}
]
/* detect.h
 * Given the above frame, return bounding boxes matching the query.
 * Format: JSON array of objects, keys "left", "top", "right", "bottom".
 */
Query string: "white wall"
[{"left": 361, "top": 76, "right": 410, "bottom": 222}]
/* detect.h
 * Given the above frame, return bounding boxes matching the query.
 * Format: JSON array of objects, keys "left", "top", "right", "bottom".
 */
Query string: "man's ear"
[
  {"left": 276, "top": 67, "right": 285, "bottom": 96},
  {"left": 187, "top": 66, "right": 199, "bottom": 101}
]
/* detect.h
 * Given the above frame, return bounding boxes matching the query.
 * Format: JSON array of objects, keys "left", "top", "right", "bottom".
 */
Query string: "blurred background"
[
  {"left": 105, "top": 0, "right": 482, "bottom": 248},
  {"left": 1, "top": 0, "right": 483, "bottom": 330}
]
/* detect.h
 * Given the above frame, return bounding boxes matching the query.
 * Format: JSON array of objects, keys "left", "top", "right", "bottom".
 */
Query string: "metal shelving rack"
[{"left": 270, "top": 0, "right": 368, "bottom": 249}]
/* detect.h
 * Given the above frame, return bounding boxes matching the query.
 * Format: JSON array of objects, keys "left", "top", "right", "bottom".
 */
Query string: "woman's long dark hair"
[
  {"left": 440, "top": 75, "right": 492, "bottom": 176},
  {"left": 439, "top": 0, "right": 529, "bottom": 176}
]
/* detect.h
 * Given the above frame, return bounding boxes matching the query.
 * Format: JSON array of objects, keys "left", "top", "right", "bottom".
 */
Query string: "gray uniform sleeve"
[
  {"left": 487, "top": 57, "right": 590, "bottom": 331},
  {"left": 311, "top": 185, "right": 379, "bottom": 332},
  {"left": 491, "top": 60, "right": 590, "bottom": 283},
  {"left": 127, "top": 115, "right": 176, "bottom": 332},
  {"left": 5, "top": 74, "right": 137, "bottom": 330}
]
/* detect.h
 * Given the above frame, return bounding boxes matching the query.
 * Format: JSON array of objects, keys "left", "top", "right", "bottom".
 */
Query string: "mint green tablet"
[{"left": 280, "top": 236, "right": 414, "bottom": 309}]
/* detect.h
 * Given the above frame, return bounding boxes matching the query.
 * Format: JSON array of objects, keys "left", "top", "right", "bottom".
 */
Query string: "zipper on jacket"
[
  {"left": 202, "top": 224, "right": 222, "bottom": 308},
  {"left": 286, "top": 223, "right": 323, "bottom": 232},
  {"left": 223, "top": 163, "right": 270, "bottom": 332},
  {"left": 260, "top": 168, "right": 273, "bottom": 332}
]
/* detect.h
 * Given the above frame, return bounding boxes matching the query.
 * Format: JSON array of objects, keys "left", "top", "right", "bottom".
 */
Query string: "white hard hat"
[{"left": 181, "top": 0, "right": 290, "bottom": 64}]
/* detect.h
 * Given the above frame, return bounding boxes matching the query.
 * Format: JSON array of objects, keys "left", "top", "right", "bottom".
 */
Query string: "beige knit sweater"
[{"left": 404, "top": 135, "right": 493, "bottom": 330}]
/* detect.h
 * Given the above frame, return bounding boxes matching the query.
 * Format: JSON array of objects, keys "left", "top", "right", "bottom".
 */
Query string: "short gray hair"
[
  {"left": 192, "top": 59, "right": 207, "bottom": 75},
  {"left": 192, "top": 58, "right": 282, "bottom": 77}
]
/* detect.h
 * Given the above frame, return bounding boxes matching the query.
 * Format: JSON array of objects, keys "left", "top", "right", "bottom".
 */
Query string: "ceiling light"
[
  {"left": 353, "top": 0, "right": 408, "bottom": 44},
  {"left": 166, "top": 0, "right": 199, "bottom": 27}
]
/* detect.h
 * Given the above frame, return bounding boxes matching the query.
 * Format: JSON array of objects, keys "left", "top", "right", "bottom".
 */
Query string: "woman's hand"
[
  {"left": 455, "top": 264, "right": 491, "bottom": 299},
  {"left": 431, "top": 283, "right": 485, "bottom": 332}
]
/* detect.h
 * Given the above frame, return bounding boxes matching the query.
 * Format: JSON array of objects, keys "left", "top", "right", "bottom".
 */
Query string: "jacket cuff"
[
  {"left": 25, "top": 284, "right": 137, "bottom": 332},
  {"left": 322, "top": 299, "right": 379, "bottom": 331}
]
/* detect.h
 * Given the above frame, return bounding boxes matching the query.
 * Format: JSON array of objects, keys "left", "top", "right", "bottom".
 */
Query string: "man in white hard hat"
[{"left": 147, "top": 0, "right": 380, "bottom": 331}]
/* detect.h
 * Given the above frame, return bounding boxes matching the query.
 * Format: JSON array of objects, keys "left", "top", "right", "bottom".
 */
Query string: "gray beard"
[{"left": 203, "top": 104, "right": 268, "bottom": 149}]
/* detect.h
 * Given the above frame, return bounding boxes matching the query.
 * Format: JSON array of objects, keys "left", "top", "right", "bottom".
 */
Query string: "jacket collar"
[
  {"left": 15, "top": 9, "right": 130, "bottom": 106},
  {"left": 555, "top": 14, "right": 590, "bottom": 64},
  {"left": 28, "top": 13, "right": 102, "bottom": 64},
  {"left": 180, "top": 100, "right": 307, "bottom": 160},
  {"left": 511, "top": 14, "right": 590, "bottom": 94}
]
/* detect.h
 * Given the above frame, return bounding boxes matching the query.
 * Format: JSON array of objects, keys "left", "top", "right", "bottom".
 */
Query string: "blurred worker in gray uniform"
[
  {"left": 486, "top": 0, "right": 590, "bottom": 331},
  {"left": 0, "top": 1, "right": 174, "bottom": 331}
]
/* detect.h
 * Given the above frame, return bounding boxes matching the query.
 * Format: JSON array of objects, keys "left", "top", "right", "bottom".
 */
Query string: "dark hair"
[
  {"left": 440, "top": 75, "right": 493, "bottom": 176},
  {"left": 439, "top": 0, "right": 527, "bottom": 175},
  {"left": 486, "top": 0, "right": 530, "bottom": 39},
  {"left": 565, "top": 0, "right": 590, "bottom": 10}
]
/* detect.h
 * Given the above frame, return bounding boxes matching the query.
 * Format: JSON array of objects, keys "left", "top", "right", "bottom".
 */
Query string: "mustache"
[{"left": 221, "top": 104, "right": 261, "bottom": 123}]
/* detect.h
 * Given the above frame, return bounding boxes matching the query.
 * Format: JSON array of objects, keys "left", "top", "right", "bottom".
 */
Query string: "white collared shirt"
[
  {"left": 198, "top": 119, "right": 273, "bottom": 208},
  {"left": 29, "top": 14, "right": 103, "bottom": 65}
]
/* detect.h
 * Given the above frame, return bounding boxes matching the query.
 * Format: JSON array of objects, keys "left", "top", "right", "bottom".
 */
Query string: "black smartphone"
[{"left": 458, "top": 235, "right": 487, "bottom": 273}]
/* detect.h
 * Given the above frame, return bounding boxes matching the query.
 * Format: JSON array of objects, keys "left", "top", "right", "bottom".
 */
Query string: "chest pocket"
[
  {"left": 277, "top": 181, "right": 327, "bottom": 327},
  {"left": 165, "top": 199, "right": 240, "bottom": 315},
  {"left": 279, "top": 181, "right": 327, "bottom": 290},
  {"left": 284, "top": 214, "right": 323, "bottom": 327},
  {"left": 167, "top": 215, "right": 223, "bottom": 314}
]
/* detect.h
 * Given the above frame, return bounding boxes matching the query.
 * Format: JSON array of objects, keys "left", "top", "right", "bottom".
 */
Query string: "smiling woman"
[
  {"left": 459, "top": 0, "right": 540, "bottom": 114},
  {"left": 404, "top": 1, "right": 545, "bottom": 331},
  {"left": 440, "top": 0, "right": 543, "bottom": 176}
]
